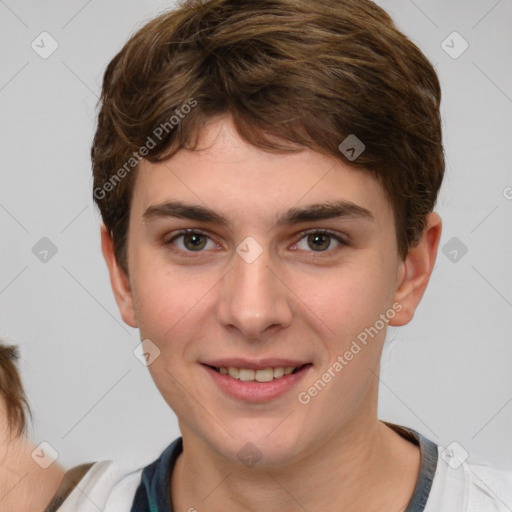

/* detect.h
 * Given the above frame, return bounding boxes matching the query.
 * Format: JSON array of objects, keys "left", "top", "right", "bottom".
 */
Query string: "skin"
[
  {"left": 102, "top": 115, "right": 442, "bottom": 512},
  {"left": 0, "top": 404, "right": 64, "bottom": 511}
]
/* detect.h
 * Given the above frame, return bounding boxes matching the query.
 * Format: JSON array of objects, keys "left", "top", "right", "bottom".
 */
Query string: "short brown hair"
[
  {"left": 0, "top": 343, "right": 30, "bottom": 437},
  {"left": 92, "top": 0, "right": 444, "bottom": 273}
]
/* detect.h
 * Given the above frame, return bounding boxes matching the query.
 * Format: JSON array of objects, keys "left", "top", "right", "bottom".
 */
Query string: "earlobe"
[
  {"left": 389, "top": 212, "right": 442, "bottom": 327},
  {"left": 100, "top": 225, "right": 138, "bottom": 328}
]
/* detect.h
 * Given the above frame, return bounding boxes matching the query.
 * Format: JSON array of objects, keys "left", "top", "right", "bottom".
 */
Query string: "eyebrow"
[{"left": 142, "top": 200, "right": 374, "bottom": 227}]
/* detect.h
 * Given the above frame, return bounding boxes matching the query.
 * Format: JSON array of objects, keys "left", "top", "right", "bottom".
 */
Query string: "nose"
[{"left": 216, "top": 244, "right": 293, "bottom": 341}]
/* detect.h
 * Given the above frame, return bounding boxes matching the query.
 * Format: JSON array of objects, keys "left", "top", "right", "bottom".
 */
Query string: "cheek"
[
  {"left": 131, "top": 256, "right": 218, "bottom": 349},
  {"left": 132, "top": 270, "right": 206, "bottom": 406},
  {"left": 134, "top": 279, "right": 190, "bottom": 341},
  {"left": 296, "top": 261, "right": 394, "bottom": 340}
]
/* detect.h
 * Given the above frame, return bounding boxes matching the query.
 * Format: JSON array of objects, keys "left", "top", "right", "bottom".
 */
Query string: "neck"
[
  {"left": 0, "top": 413, "right": 64, "bottom": 512},
  {"left": 172, "top": 417, "right": 421, "bottom": 512}
]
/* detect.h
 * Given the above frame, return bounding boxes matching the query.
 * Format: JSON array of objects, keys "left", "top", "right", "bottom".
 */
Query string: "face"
[{"left": 104, "top": 115, "right": 440, "bottom": 467}]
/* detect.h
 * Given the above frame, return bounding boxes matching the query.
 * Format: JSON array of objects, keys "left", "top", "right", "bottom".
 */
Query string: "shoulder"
[
  {"left": 426, "top": 445, "right": 512, "bottom": 512},
  {"left": 54, "top": 439, "right": 183, "bottom": 512},
  {"left": 55, "top": 460, "right": 143, "bottom": 512},
  {"left": 465, "top": 462, "right": 512, "bottom": 511}
]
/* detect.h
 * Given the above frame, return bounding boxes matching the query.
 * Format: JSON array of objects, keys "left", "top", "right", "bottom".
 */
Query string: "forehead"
[{"left": 131, "top": 117, "right": 393, "bottom": 229}]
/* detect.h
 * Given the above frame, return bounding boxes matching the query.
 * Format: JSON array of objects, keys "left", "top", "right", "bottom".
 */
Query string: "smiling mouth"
[{"left": 206, "top": 364, "right": 311, "bottom": 382}]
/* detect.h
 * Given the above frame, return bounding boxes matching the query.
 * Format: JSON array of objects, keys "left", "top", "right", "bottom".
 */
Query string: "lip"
[
  {"left": 201, "top": 358, "right": 310, "bottom": 370},
  {"left": 202, "top": 362, "right": 313, "bottom": 402}
]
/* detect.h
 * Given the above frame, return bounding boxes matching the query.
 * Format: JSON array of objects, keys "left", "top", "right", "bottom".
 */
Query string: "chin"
[{"left": 202, "top": 421, "right": 308, "bottom": 469}]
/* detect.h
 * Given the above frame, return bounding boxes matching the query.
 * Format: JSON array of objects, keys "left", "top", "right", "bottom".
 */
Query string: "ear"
[
  {"left": 100, "top": 225, "right": 138, "bottom": 328},
  {"left": 389, "top": 212, "right": 442, "bottom": 326}
]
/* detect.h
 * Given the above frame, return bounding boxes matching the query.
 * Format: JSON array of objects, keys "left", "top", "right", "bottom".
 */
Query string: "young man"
[{"left": 90, "top": 0, "right": 512, "bottom": 510}]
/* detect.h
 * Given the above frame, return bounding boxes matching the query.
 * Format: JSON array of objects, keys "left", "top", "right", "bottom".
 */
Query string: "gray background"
[{"left": 1, "top": 0, "right": 511, "bottom": 472}]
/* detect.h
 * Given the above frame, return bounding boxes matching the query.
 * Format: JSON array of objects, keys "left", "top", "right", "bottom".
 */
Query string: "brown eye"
[
  {"left": 182, "top": 233, "right": 207, "bottom": 251},
  {"left": 307, "top": 233, "right": 331, "bottom": 251},
  {"left": 293, "top": 230, "right": 347, "bottom": 254},
  {"left": 164, "top": 230, "right": 217, "bottom": 253}
]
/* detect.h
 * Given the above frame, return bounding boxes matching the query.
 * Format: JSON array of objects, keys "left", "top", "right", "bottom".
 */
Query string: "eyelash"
[{"left": 163, "top": 228, "right": 348, "bottom": 258}]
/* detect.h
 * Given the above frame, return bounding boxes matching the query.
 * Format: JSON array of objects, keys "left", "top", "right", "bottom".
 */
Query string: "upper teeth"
[{"left": 218, "top": 366, "right": 297, "bottom": 382}]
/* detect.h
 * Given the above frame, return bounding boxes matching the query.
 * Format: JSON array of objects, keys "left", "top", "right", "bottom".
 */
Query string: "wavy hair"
[
  {"left": 92, "top": 0, "right": 444, "bottom": 273},
  {"left": 0, "top": 343, "right": 30, "bottom": 437}
]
